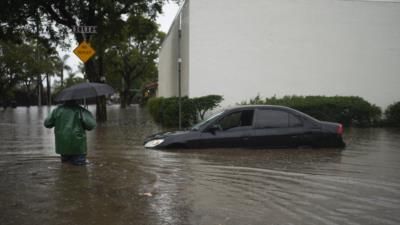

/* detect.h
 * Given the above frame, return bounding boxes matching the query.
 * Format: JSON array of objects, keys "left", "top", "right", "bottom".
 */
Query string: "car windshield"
[{"left": 191, "top": 110, "right": 224, "bottom": 131}]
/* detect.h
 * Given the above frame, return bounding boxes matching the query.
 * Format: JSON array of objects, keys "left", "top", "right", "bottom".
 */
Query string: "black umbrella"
[{"left": 55, "top": 82, "right": 115, "bottom": 102}]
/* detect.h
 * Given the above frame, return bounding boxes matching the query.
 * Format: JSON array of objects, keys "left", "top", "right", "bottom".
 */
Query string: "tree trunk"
[
  {"left": 85, "top": 59, "right": 107, "bottom": 122},
  {"left": 96, "top": 96, "right": 107, "bottom": 121},
  {"left": 120, "top": 74, "right": 129, "bottom": 108},
  {"left": 120, "top": 90, "right": 127, "bottom": 108},
  {"left": 121, "top": 74, "right": 132, "bottom": 108},
  {"left": 120, "top": 78, "right": 126, "bottom": 108},
  {"left": 37, "top": 75, "right": 42, "bottom": 106},
  {"left": 60, "top": 67, "right": 64, "bottom": 87}
]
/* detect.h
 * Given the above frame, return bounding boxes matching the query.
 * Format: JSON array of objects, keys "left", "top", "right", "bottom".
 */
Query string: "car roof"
[
  {"left": 224, "top": 105, "right": 320, "bottom": 122},
  {"left": 225, "top": 105, "right": 294, "bottom": 112}
]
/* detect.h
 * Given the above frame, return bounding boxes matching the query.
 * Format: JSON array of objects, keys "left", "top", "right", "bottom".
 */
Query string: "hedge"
[
  {"left": 242, "top": 95, "right": 382, "bottom": 127},
  {"left": 147, "top": 95, "right": 223, "bottom": 128},
  {"left": 148, "top": 94, "right": 394, "bottom": 128},
  {"left": 384, "top": 101, "right": 400, "bottom": 127}
]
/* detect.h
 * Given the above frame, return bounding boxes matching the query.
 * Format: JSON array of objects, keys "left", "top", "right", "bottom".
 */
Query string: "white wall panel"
[{"left": 188, "top": 0, "right": 400, "bottom": 108}]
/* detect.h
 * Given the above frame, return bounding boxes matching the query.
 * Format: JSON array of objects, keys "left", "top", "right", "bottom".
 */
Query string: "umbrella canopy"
[{"left": 55, "top": 82, "right": 115, "bottom": 102}]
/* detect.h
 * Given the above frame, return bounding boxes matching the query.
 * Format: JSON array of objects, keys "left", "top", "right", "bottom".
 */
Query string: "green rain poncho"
[{"left": 44, "top": 103, "right": 96, "bottom": 155}]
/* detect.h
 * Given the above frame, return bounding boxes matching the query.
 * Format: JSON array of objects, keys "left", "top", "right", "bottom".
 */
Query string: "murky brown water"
[{"left": 1, "top": 105, "right": 400, "bottom": 225}]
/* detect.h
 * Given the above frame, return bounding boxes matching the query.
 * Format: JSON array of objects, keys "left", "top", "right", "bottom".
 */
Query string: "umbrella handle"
[{"left": 79, "top": 109, "right": 89, "bottom": 130}]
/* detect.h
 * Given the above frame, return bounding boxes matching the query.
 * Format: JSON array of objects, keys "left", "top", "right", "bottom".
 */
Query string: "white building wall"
[
  {"left": 157, "top": 2, "right": 190, "bottom": 97},
  {"left": 158, "top": 19, "right": 178, "bottom": 97},
  {"left": 181, "top": 2, "right": 190, "bottom": 97},
  {"left": 188, "top": 0, "right": 400, "bottom": 108}
]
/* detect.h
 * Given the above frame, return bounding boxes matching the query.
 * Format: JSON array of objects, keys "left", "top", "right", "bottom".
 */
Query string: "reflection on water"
[{"left": 1, "top": 105, "right": 400, "bottom": 225}]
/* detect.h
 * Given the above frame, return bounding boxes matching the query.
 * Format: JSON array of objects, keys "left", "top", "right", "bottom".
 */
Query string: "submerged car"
[{"left": 144, "top": 105, "right": 345, "bottom": 149}]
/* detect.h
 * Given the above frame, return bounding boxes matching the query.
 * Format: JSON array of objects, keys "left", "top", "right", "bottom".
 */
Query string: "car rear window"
[
  {"left": 255, "top": 109, "right": 288, "bottom": 128},
  {"left": 289, "top": 113, "right": 303, "bottom": 127},
  {"left": 255, "top": 109, "right": 304, "bottom": 128}
]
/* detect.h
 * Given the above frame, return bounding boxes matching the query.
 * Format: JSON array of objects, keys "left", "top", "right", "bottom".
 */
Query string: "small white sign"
[{"left": 72, "top": 26, "right": 97, "bottom": 34}]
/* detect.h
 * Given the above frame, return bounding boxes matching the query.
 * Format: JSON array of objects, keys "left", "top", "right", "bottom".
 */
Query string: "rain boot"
[{"left": 70, "top": 154, "right": 87, "bottom": 166}]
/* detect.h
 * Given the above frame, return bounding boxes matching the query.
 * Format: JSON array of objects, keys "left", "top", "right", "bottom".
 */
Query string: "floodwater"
[{"left": 1, "top": 105, "right": 400, "bottom": 225}]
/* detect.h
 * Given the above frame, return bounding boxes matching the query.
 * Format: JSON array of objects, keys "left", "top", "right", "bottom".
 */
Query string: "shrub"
[
  {"left": 160, "top": 97, "right": 197, "bottom": 127},
  {"left": 147, "top": 97, "right": 164, "bottom": 123},
  {"left": 384, "top": 101, "right": 400, "bottom": 127},
  {"left": 147, "top": 95, "right": 223, "bottom": 128},
  {"left": 242, "top": 95, "right": 381, "bottom": 127},
  {"left": 192, "top": 95, "right": 224, "bottom": 120}
]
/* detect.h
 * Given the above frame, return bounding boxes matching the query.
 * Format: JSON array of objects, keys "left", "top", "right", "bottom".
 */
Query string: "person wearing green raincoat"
[{"left": 44, "top": 100, "right": 96, "bottom": 165}]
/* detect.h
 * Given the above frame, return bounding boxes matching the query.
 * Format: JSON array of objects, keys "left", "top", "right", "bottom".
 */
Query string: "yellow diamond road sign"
[{"left": 73, "top": 41, "right": 95, "bottom": 63}]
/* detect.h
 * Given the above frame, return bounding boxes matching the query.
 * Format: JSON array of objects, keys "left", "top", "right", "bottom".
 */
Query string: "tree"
[
  {"left": 0, "top": 39, "right": 60, "bottom": 106},
  {"left": 41, "top": 54, "right": 73, "bottom": 106},
  {"left": 1, "top": 0, "right": 176, "bottom": 117},
  {"left": 36, "top": 0, "right": 166, "bottom": 121},
  {"left": 105, "top": 17, "right": 164, "bottom": 108},
  {"left": 1, "top": 1, "right": 69, "bottom": 107},
  {"left": 0, "top": 40, "right": 23, "bottom": 104},
  {"left": 53, "top": 73, "right": 86, "bottom": 95},
  {"left": 192, "top": 95, "right": 224, "bottom": 120},
  {"left": 384, "top": 101, "right": 400, "bottom": 127},
  {"left": 58, "top": 54, "right": 72, "bottom": 88}
]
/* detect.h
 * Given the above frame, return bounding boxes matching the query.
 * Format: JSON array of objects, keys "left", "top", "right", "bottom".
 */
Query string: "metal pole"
[
  {"left": 178, "top": 58, "right": 182, "bottom": 129},
  {"left": 36, "top": 14, "right": 42, "bottom": 107},
  {"left": 178, "top": 13, "right": 182, "bottom": 129}
]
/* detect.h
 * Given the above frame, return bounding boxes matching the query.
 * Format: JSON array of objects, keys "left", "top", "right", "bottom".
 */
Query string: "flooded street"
[{"left": 1, "top": 105, "right": 400, "bottom": 225}]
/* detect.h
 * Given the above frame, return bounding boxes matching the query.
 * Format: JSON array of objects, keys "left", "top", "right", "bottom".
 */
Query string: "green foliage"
[
  {"left": 1, "top": 0, "right": 171, "bottom": 118},
  {"left": 147, "top": 97, "right": 164, "bottom": 123},
  {"left": 147, "top": 95, "right": 224, "bottom": 128},
  {"left": 162, "top": 97, "right": 196, "bottom": 127},
  {"left": 192, "top": 95, "right": 224, "bottom": 120},
  {"left": 242, "top": 95, "right": 382, "bottom": 127},
  {"left": 104, "top": 20, "right": 164, "bottom": 107},
  {"left": 0, "top": 39, "right": 60, "bottom": 104},
  {"left": 147, "top": 96, "right": 196, "bottom": 128},
  {"left": 384, "top": 101, "right": 400, "bottom": 127},
  {"left": 52, "top": 75, "right": 86, "bottom": 96}
]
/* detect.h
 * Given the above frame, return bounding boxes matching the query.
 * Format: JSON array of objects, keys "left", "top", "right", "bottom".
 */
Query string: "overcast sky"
[{"left": 158, "top": 2, "right": 180, "bottom": 32}]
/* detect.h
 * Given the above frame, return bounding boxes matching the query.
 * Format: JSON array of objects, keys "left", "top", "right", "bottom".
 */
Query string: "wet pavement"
[{"left": 1, "top": 105, "right": 400, "bottom": 225}]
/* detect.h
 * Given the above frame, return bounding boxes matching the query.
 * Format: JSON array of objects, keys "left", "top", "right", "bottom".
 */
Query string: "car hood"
[{"left": 144, "top": 130, "right": 191, "bottom": 142}]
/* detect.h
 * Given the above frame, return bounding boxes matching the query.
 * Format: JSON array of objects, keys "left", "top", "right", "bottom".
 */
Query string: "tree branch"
[{"left": 43, "top": 5, "right": 70, "bottom": 27}]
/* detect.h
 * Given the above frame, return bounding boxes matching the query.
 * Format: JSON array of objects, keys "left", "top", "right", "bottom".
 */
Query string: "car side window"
[
  {"left": 218, "top": 110, "right": 254, "bottom": 131},
  {"left": 255, "top": 109, "right": 289, "bottom": 128},
  {"left": 289, "top": 113, "right": 303, "bottom": 127}
]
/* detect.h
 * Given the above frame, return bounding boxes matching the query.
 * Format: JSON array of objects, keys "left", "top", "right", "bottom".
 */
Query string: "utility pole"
[
  {"left": 46, "top": 73, "right": 51, "bottom": 106},
  {"left": 60, "top": 63, "right": 64, "bottom": 87},
  {"left": 178, "top": 13, "right": 182, "bottom": 129},
  {"left": 36, "top": 13, "right": 42, "bottom": 107}
]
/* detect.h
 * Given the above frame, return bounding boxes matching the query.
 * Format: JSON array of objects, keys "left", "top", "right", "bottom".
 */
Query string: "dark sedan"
[{"left": 144, "top": 105, "right": 345, "bottom": 149}]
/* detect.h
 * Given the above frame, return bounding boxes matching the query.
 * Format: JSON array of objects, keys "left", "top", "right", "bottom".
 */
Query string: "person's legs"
[
  {"left": 61, "top": 155, "right": 71, "bottom": 163},
  {"left": 70, "top": 154, "right": 87, "bottom": 166}
]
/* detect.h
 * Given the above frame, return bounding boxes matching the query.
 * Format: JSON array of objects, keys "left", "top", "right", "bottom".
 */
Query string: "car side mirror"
[{"left": 207, "top": 124, "right": 221, "bottom": 134}]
